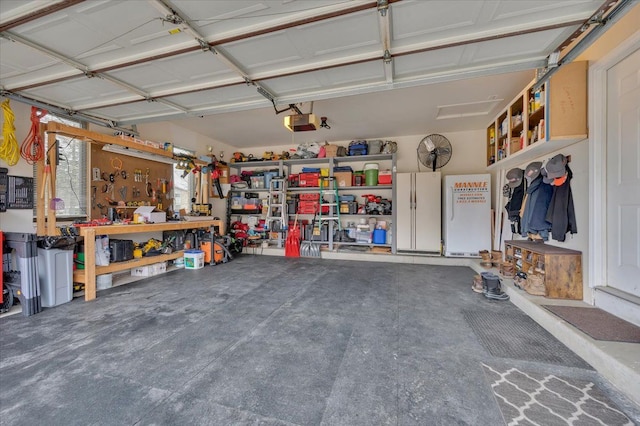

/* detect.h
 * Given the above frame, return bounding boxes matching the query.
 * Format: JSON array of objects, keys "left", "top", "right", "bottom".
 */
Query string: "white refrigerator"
[{"left": 442, "top": 174, "right": 491, "bottom": 257}]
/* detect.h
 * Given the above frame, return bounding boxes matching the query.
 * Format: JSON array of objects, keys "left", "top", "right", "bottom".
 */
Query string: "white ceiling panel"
[
  {"left": 266, "top": 61, "right": 385, "bottom": 99},
  {"left": 0, "top": 37, "right": 80, "bottom": 88},
  {"left": 85, "top": 101, "right": 181, "bottom": 123},
  {"left": 173, "top": 0, "right": 357, "bottom": 40},
  {"left": 221, "top": 11, "right": 380, "bottom": 77},
  {"left": 9, "top": 0, "right": 196, "bottom": 68},
  {"left": 163, "top": 85, "right": 263, "bottom": 110},
  {"left": 0, "top": 0, "right": 628, "bottom": 148},
  {"left": 467, "top": 28, "right": 575, "bottom": 64},
  {"left": 23, "top": 76, "right": 135, "bottom": 108},
  {"left": 0, "top": 36, "right": 58, "bottom": 77},
  {"left": 107, "top": 51, "right": 240, "bottom": 94},
  {"left": 491, "top": 0, "right": 605, "bottom": 22}
]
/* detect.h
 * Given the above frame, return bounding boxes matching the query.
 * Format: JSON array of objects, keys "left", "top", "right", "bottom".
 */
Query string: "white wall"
[
  {"left": 235, "top": 129, "right": 486, "bottom": 176},
  {"left": 135, "top": 121, "right": 237, "bottom": 221},
  {"left": 491, "top": 140, "right": 590, "bottom": 300},
  {"left": 0, "top": 99, "right": 38, "bottom": 233},
  {"left": 0, "top": 101, "right": 237, "bottom": 232}
]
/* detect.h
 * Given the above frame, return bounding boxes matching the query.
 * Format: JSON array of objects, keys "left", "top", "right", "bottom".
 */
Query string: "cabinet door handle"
[{"left": 449, "top": 186, "right": 454, "bottom": 221}]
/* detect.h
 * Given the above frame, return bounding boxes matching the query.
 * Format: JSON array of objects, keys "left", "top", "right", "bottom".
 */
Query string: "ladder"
[
  {"left": 317, "top": 177, "right": 341, "bottom": 248},
  {"left": 265, "top": 177, "right": 288, "bottom": 248}
]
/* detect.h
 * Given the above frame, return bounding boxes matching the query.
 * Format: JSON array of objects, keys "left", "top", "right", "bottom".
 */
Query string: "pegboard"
[{"left": 90, "top": 145, "right": 173, "bottom": 220}]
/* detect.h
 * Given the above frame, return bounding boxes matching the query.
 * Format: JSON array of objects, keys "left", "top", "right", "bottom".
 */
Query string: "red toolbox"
[
  {"left": 299, "top": 172, "right": 320, "bottom": 187},
  {"left": 299, "top": 193, "right": 320, "bottom": 201},
  {"left": 298, "top": 200, "right": 330, "bottom": 214}
]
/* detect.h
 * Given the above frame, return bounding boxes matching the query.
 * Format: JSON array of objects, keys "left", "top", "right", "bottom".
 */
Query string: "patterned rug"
[
  {"left": 482, "top": 364, "right": 633, "bottom": 426},
  {"left": 543, "top": 305, "right": 640, "bottom": 343}
]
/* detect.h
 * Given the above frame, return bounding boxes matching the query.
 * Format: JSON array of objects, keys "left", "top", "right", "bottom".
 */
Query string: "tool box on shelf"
[
  {"left": 305, "top": 223, "right": 329, "bottom": 241},
  {"left": 163, "top": 230, "right": 186, "bottom": 251},
  {"left": 287, "top": 198, "right": 298, "bottom": 215},
  {"left": 299, "top": 172, "right": 320, "bottom": 187},
  {"left": 299, "top": 193, "right": 320, "bottom": 201},
  {"left": 348, "top": 141, "right": 368, "bottom": 156},
  {"left": 298, "top": 200, "right": 333, "bottom": 215},
  {"left": 109, "top": 239, "right": 134, "bottom": 262},
  {"left": 352, "top": 171, "right": 365, "bottom": 186},
  {"left": 339, "top": 201, "right": 358, "bottom": 214}
]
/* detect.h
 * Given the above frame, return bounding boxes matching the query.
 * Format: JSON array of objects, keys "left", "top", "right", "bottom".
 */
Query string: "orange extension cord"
[{"left": 20, "top": 106, "right": 47, "bottom": 165}]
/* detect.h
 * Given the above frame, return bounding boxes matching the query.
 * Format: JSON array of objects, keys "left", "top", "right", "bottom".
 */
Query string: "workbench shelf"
[
  {"left": 504, "top": 240, "right": 583, "bottom": 299},
  {"left": 75, "top": 220, "right": 224, "bottom": 301},
  {"left": 73, "top": 251, "right": 183, "bottom": 283}
]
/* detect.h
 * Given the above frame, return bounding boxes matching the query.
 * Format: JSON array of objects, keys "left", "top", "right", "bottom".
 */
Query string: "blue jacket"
[{"left": 521, "top": 175, "right": 553, "bottom": 239}]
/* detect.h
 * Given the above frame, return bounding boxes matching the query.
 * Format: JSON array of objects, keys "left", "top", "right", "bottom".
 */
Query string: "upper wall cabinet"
[{"left": 486, "top": 61, "right": 587, "bottom": 169}]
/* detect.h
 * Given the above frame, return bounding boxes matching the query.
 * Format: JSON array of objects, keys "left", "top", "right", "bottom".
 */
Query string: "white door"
[
  {"left": 396, "top": 173, "right": 413, "bottom": 251},
  {"left": 415, "top": 172, "right": 441, "bottom": 252},
  {"left": 606, "top": 48, "right": 640, "bottom": 297}
]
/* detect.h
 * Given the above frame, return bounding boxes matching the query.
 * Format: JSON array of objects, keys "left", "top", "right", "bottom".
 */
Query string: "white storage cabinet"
[{"left": 396, "top": 172, "right": 441, "bottom": 253}]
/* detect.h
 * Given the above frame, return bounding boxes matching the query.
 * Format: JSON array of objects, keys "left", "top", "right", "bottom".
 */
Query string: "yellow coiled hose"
[{"left": 1, "top": 99, "right": 20, "bottom": 166}]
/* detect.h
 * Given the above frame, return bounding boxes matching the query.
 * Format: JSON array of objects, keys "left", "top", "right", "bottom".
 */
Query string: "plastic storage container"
[
  {"left": 37, "top": 248, "right": 73, "bottom": 307},
  {"left": 184, "top": 249, "right": 205, "bottom": 270},
  {"left": 364, "top": 163, "right": 379, "bottom": 186},
  {"left": 373, "top": 229, "right": 387, "bottom": 244}
]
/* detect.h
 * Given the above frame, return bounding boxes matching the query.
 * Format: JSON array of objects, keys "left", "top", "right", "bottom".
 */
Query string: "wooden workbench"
[{"left": 76, "top": 220, "right": 224, "bottom": 301}]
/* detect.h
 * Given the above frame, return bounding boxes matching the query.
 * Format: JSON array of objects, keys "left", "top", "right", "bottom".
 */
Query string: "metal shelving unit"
[{"left": 227, "top": 153, "right": 397, "bottom": 254}]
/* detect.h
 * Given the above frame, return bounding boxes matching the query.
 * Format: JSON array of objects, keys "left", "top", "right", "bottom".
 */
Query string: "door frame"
[{"left": 589, "top": 31, "right": 640, "bottom": 293}]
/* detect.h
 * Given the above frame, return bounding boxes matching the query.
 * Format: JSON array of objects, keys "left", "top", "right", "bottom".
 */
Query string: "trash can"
[{"left": 38, "top": 248, "right": 73, "bottom": 307}]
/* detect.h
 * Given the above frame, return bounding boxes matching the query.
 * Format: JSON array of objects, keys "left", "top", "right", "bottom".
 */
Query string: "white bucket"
[
  {"left": 97, "top": 273, "right": 112, "bottom": 290},
  {"left": 184, "top": 249, "right": 204, "bottom": 270}
]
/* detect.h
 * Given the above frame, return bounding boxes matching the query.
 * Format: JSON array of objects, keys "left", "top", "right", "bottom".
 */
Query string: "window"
[
  {"left": 172, "top": 146, "right": 195, "bottom": 215},
  {"left": 35, "top": 114, "right": 86, "bottom": 218}
]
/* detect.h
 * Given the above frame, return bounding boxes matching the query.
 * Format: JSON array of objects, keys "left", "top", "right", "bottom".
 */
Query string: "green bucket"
[{"left": 364, "top": 163, "right": 379, "bottom": 186}]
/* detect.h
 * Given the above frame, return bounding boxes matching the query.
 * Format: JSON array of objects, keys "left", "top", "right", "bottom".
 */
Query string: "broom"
[{"left": 285, "top": 214, "right": 300, "bottom": 257}]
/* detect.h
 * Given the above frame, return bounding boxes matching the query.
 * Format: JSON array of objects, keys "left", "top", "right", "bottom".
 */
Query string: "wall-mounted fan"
[{"left": 417, "top": 134, "right": 452, "bottom": 172}]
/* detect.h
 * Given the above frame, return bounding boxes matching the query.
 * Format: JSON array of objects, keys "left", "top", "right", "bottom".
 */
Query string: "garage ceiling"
[{"left": 0, "top": 0, "right": 620, "bottom": 148}]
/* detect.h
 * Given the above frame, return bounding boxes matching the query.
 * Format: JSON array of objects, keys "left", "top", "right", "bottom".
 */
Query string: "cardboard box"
[
  {"left": 152, "top": 261, "right": 167, "bottom": 275},
  {"left": 334, "top": 171, "right": 353, "bottom": 187},
  {"left": 131, "top": 265, "right": 153, "bottom": 277},
  {"left": 134, "top": 206, "right": 166, "bottom": 223}
]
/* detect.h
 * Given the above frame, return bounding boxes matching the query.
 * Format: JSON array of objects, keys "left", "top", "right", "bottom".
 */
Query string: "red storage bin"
[
  {"left": 299, "top": 193, "right": 320, "bottom": 201},
  {"left": 299, "top": 172, "right": 320, "bottom": 187}
]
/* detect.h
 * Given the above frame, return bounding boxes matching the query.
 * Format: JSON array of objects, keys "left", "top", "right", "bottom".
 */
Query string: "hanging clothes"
[
  {"left": 520, "top": 175, "right": 553, "bottom": 240},
  {"left": 545, "top": 165, "right": 577, "bottom": 242},
  {"left": 505, "top": 175, "right": 525, "bottom": 234}
]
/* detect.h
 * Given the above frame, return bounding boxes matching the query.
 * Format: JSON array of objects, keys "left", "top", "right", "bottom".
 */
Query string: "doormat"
[
  {"left": 543, "top": 305, "right": 640, "bottom": 343},
  {"left": 463, "top": 311, "right": 591, "bottom": 368},
  {"left": 482, "top": 364, "right": 634, "bottom": 426}
]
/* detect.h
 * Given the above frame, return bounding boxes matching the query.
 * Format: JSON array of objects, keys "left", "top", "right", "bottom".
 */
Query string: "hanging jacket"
[
  {"left": 520, "top": 175, "right": 553, "bottom": 240},
  {"left": 505, "top": 178, "right": 525, "bottom": 223},
  {"left": 545, "top": 165, "right": 577, "bottom": 242}
]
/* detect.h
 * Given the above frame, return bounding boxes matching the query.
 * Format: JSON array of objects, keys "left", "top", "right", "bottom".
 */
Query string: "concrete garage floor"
[{"left": 1, "top": 256, "right": 639, "bottom": 425}]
